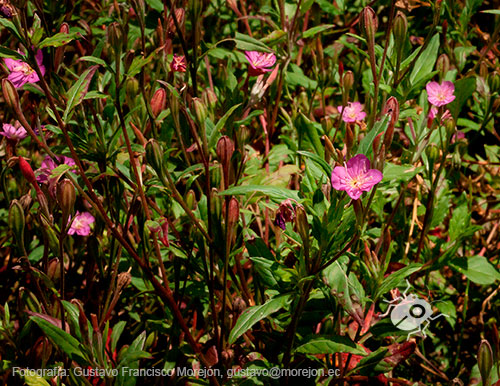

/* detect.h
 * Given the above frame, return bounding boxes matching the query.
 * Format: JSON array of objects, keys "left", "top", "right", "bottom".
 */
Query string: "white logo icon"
[{"left": 381, "top": 280, "right": 447, "bottom": 340}]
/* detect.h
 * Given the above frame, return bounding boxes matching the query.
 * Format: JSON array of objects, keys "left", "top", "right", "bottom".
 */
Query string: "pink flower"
[
  {"left": 426, "top": 81, "right": 455, "bottom": 107},
  {"left": 68, "top": 211, "right": 95, "bottom": 236},
  {"left": 36, "top": 155, "right": 76, "bottom": 184},
  {"left": 244, "top": 51, "right": 276, "bottom": 76},
  {"left": 0, "top": 122, "right": 27, "bottom": 141},
  {"left": 331, "top": 154, "right": 383, "bottom": 200},
  {"left": 171, "top": 54, "right": 186, "bottom": 72},
  {"left": 337, "top": 102, "right": 366, "bottom": 123},
  {"left": 4, "top": 50, "right": 45, "bottom": 88}
]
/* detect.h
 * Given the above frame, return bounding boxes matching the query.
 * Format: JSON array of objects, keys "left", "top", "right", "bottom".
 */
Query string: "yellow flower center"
[{"left": 13, "top": 62, "right": 35, "bottom": 76}]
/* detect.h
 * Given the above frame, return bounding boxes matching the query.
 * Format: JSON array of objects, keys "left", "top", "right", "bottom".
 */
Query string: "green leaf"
[
  {"left": 23, "top": 373, "right": 51, "bottom": 386},
  {"left": 79, "top": 56, "right": 108, "bottom": 67},
  {"left": 298, "top": 113, "right": 324, "bottom": 157},
  {"left": 295, "top": 336, "right": 367, "bottom": 355},
  {"left": 228, "top": 294, "right": 291, "bottom": 345},
  {"left": 286, "top": 65, "right": 318, "bottom": 90},
  {"left": 447, "top": 77, "right": 476, "bottom": 120},
  {"left": 448, "top": 203, "right": 470, "bottom": 241},
  {"left": 38, "top": 32, "right": 78, "bottom": 48},
  {"left": 375, "top": 264, "right": 422, "bottom": 299},
  {"left": 382, "top": 164, "right": 421, "bottom": 183},
  {"left": 297, "top": 150, "right": 332, "bottom": 176},
  {"left": 234, "top": 32, "right": 272, "bottom": 52},
  {"left": 0, "top": 18, "right": 25, "bottom": 44},
  {"left": 0, "top": 46, "right": 24, "bottom": 60},
  {"left": 218, "top": 185, "right": 300, "bottom": 202},
  {"left": 409, "top": 34, "right": 440, "bottom": 86},
  {"left": 208, "top": 103, "right": 242, "bottom": 148},
  {"left": 354, "top": 347, "right": 390, "bottom": 375},
  {"left": 111, "top": 321, "right": 127, "bottom": 354},
  {"left": 481, "top": 9, "right": 500, "bottom": 14},
  {"left": 250, "top": 257, "right": 295, "bottom": 290},
  {"left": 357, "top": 114, "right": 390, "bottom": 157},
  {"left": 145, "top": 0, "right": 163, "bottom": 11},
  {"left": 127, "top": 54, "right": 154, "bottom": 77},
  {"left": 31, "top": 316, "right": 89, "bottom": 365},
  {"left": 49, "top": 164, "right": 73, "bottom": 179},
  {"left": 302, "top": 24, "right": 335, "bottom": 39},
  {"left": 450, "top": 256, "right": 500, "bottom": 285},
  {"left": 63, "top": 66, "right": 99, "bottom": 121},
  {"left": 316, "top": 0, "right": 340, "bottom": 15}
]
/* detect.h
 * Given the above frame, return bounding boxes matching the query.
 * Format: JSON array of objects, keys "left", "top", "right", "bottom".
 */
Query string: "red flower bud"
[
  {"left": 18, "top": 156, "right": 37, "bottom": 187},
  {"left": 359, "top": 7, "right": 378, "bottom": 43},
  {"left": 150, "top": 88, "right": 167, "bottom": 117},
  {"left": 383, "top": 96, "right": 399, "bottom": 149}
]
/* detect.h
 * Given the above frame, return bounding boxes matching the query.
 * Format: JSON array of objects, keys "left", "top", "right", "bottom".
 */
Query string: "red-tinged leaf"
[
  {"left": 384, "top": 341, "right": 416, "bottom": 366},
  {"left": 63, "top": 65, "right": 99, "bottom": 121},
  {"left": 361, "top": 303, "right": 375, "bottom": 335},
  {"left": 27, "top": 311, "right": 70, "bottom": 333}
]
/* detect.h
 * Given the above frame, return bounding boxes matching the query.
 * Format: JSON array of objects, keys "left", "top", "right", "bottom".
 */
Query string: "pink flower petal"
[
  {"left": 346, "top": 154, "right": 370, "bottom": 177},
  {"left": 331, "top": 166, "right": 349, "bottom": 190}
]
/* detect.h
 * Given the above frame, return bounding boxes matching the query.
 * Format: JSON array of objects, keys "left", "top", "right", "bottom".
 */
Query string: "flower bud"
[
  {"left": 444, "top": 117, "right": 456, "bottom": 139},
  {"left": 426, "top": 144, "right": 439, "bottom": 166},
  {"left": 192, "top": 97, "right": 207, "bottom": 127},
  {"left": 169, "top": 90, "right": 181, "bottom": 129},
  {"left": 186, "top": 189, "right": 196, "bottom": 210},
  {"left": 393, "top": 12, "right": 407, "bottom": 50},
  {"left": 57, "top": 179, "right": 76, "bottom": 232},
  {"left": 488, "top": 72, "right": 500, "bottom": 93},
  {"left": 216, "top": 136, "right": 235, "bottom": 168},
  {"left": 9, "top": 200, "right": 25, "bottom": 251},
  {"left": 167, "top": 8, "right": 185, "bottom": 38},
  {"left": 323, "top": 135, "right": 335, "bottom": 163},
  {"left": 47, "top": 258, "right": 61, "bottom": 281},
  {"left": 217, "top": 136, "right": 235, "bottom": 189},
  {"left": 383, "top": 97, "right": 399, "bottom": 149},
  {"left": 125, "top": 77, "right": 139, "bottom": 107},
  {"left": 295, "top": 205, "right": 309, "bottom": 244},
  {"left": 18, "top": 156, "right": 37, "bottom": 188},
  {"left": 227, "top": 197, "right": 240, "bottom": 229},
  {"left": 150, "top": 88, "right": 167, "bottom": 118},
  {"left": 54, "top": 24, "right": 69, "bottom": 72},
  {"left": 2, "top": 79, "right": 20, "bottom": 110},
  {"left": 40, "top": 216, "right": 58, "bottom": 254},
  {"left": 202, "top": 88, "right": 217, "bottom": 111},
  {"left": 345, "top": 124, "right": 354, "bottom": 154},
  {"left": 145, "top": 140, "right": 165, "bottom": 178},
  {"left": 478, "top": 339, "right": 493, "bottom": 386},
  {"left": 436, "top": 54, "right": 450, "bottom": 80},
  {"left": 107, "top": 22, "right": 124, "bottom": 54},
  {"left": 342, "top": 71, "right": 354, "bottom": 98},
  {"left": 359, "top": 7, "right": 378, "bottom": 44},
  {"left": 372, "top": 132, "right": 383, "bottom": 156}
]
